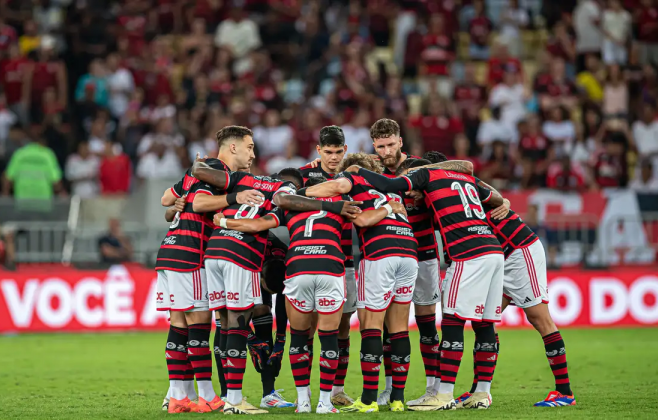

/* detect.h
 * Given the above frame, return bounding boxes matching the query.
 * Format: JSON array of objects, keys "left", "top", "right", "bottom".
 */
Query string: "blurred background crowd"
[{"left": 1, "top": 0, "right": 658, "bottom": 198}]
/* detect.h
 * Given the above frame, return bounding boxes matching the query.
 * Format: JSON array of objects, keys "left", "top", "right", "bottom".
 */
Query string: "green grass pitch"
[{"left": 1, "top": 328, "right": 657, "bottom": 419}]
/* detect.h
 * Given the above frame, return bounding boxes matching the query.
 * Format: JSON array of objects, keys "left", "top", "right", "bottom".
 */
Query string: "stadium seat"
[{"left": 475, "top": 61, "right": 487, "bottom": 85}]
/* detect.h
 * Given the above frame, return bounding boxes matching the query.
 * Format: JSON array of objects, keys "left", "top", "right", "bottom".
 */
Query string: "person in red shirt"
[
  {"left": 468, "top": 0, "right": 493, "bottom": 60},
  {"left": 519, "top": 115, "right": 554, "bottom": 188},
  {"left": 545, "top": 20, "right": 577, "bottom": 64},
  {"left": 546, "top": 156, "right": 588, "bottom": 192},
  {"left": 0, "top": 43, "right": 29, "bottom": 125},
  {"left": 23, "top": 38, "right": 67, "bottom": 121},
  {"left": 99, "top": 141, "right": 132, "bottom": 195},
  {"left": 593, "top": 135, "right": 628, "bottom": 188},
  {"left": 635, "top": 0, "right": 658, "bottom": 65},
  {"left": 117, "top": 1, "right": 149, "bottom": 57},
  {"left": 418, "top": 13, "right": 456, "bottom": 97},
  {"left": 0, "top": 17, "right": 17, "bottom": 56},
  {"left": 487, "top": 42, "right": 523, "bottom": 87},
  {"left": 408, "top": 96, "right": 463, "bottom": 154},
  {"left": 537, "top": 58, "right": 578, "bottom": 112}
]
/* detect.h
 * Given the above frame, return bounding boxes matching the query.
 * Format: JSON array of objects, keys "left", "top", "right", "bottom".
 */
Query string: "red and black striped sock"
[
  {"left": 382, "top": 326, "right": 392, "bottom": 388},
  {"left": 416, "top": 314, "right": 440, "bottom": 384},
  {"left": 307, "top": 335, "right": 315, "bottom": 382},
  {"left": 333, "top": 338, "right": 350, "bottom": 389},
  {"left": 225, "top": 328, "right": 249, "bottom": 404},
  {"left": 253, "top": 313, "right": 275, "bottom": 397},
  {"left": 214, "top": 322, "right": 228, "bottom": 397},
  {"left": 289, "top": 328, "right": 311, "bottom": 389},
  {"left": 472, "top": 321, "right": 497, "bottom": 393},
  {"left": 389, "top": 331, "right": 411, "bottom": 403},
  {"left": 318, "top": 329, "right": 340, "bottom": 398},
  {"left": 166, "top": 325, "right": 188, "bottom": 383},
  {"left": 360, "top": 329, "right": 383, "bottom": 405},
  {"left": 188, "top": 323, "right": 215, "bottom": 400},
  {"left": 438, "top": 314, "right": 465, "bottom": 394},
  {"left": 470, "top": 343, "right": 478, "bottom": 393},
  {"left": 543, "top": 331, "right": 572, "bottom": 395}
]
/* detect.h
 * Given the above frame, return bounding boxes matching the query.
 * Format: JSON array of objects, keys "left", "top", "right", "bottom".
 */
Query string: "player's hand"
[
  {"left": 344, "top": 165, "right": 361, "bottom": 173},
  {"left": 405, "top": 190, "right": 423, "bottom": 202},
  {"left": 247, "top": 333, "right": 270, "bottom": 373},
  {"left": 490, "top": 198, "right": 511, "bottom": 220},
  {"left": 268, "top": 333, "right": 286, "bottom": 377},
  {"left": 237, "top": 189, "right": 265, "bottom": 206},
  {"left": 195, "top": 152, "right": 209, "bottom": 163},
  {"left": 213, "top": 212, "right": 226, "bottom": 226},
  {"left": 306, "top": 158, "right": 321, "bottom": 168},
  {"left": 339, "top": 201, "right": 363, "bottom": 219},
  {"left": 389, "top": 201, "right": 407, "bottom": 217},
  {"left": 173, "top": 194, "right": 186, "bottom": 213}
]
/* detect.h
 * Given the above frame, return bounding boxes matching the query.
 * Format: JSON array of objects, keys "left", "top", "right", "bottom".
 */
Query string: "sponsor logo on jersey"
[
  {"left": 383, "top": 291, "right": 392, "bottom": 301},
  {"left": 289, "top": 298, "right": 306, "bottom": 308},
  {"left": 227, "top": 292, "right": 239, "bottom": 301},
  {"left": 385, "top": 225, "right": 414, "bottom": 237},
  {"left": 318, "top": 298, "right": 336, "bottom": 306},
  {"left": 446, "top": 172, "right": 469, "bottom": 181},
  {"left": 163, "top": 236, "right": 176, "bottom": 245},
  {"left": 218, "top": 229, "right": 244, "bottom": 240},
  {"left": 468, "top": 226, "right": 492, "bottom": 235},
  {"left": 294, "top": 245, "right": 328, "bottom": 255},
  {"left": 475, "top": 304, "right": 485, "bottom": 314},
  {"left": 209, "top": 291, "right": 225, "bottom": 301},
  {"left": 156, "top": 292, "right": 164, "bottom": 301},
  {"left": 396, "top": 286, "right": 413, "bottom": 295}
]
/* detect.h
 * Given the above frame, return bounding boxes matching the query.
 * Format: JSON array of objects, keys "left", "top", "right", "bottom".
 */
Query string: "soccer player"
[
  {"left": 462, "top": 180, "right": 575, "bottom": 408},
  {"left": 369, "top": 118, "right": 420, "bottom": 176},
  {"left": 191, "top": 147, "right": 361, "bottom": 414},
  {"left": 354, "top": 160, "right": 506, "bottom": 411},
  {"left": 298, "top": 126, "right": 357, "bottom": 406},
  {"left": 301, "top": 153, "right": 416, "bottom": 413}
]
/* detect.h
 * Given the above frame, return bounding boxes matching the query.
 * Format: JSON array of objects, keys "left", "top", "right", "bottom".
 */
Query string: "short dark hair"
[
  {"left": 319, "top": 125, "right": 345, "bottom": 147},
  {"left": 304, "top": 176, "right": 327, "bottom": 187},
  {"left": 395, "top": 158, "right": 432, "bottom": 176},
  {"left": 422, "top": 151, "right": 448, "bottom": 164},
  {"left": 338, "top": 152, "right": 383, "bottom": 174},
  {"left": 369, "top": 118, "right": 400, "bottom": 140},
  {"left": 277, "top": 167, "right": 304, "bottom": 189},
  {"left": 216, "top": 125, "right": 253, "bottom": 148}
]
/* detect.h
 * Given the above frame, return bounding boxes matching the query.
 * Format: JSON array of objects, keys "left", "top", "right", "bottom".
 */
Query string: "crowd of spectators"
[{"left": 1, "top": 0, "right": 658, "bottom": 200}]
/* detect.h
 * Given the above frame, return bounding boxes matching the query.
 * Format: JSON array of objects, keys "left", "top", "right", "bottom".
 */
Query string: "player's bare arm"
[
  {"left": 191, "top": 161, "right": 229, "bottom": 189},
  {"left": 164, "top": 207, "right": 177, "bottom": 222},
  {"left": 214, "top": 213, "right": 278, "bottom": 233},
  {"left": 303, "top": 178, "right": 352, "bottom": 197},
  {"left": 165, "top": 195, "right": 186, "bottom": 221},
  {"left": 415, "top": 160, "right": 474, "bottom": 174},
  {"left": 476, "top": 178, "right": 510, "bottom": 219},
  {"left": 273, "top": 192, "right": 362, "bottom": 220},
  {"left": 193, "top": 190, "right": 265, "bottom": 213},
  {"left": 352, "top": 201, "right": 407, "bottom": 228},
  {"left": 161, "top": 187, "right": 178, "bottom": 206}
]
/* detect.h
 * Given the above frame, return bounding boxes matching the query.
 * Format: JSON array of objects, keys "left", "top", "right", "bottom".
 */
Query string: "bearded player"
[{"left": 298, "top": 126, "right": 358, "bottom": 406}]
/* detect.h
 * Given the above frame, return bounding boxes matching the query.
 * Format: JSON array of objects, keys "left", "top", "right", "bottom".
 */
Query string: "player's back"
[
  {"left": 341, "top": 172, "right": 417, "bottom": 261},
  {"left": 156, "top": 158, "right": 229, "bottom": 271},
  {"left": 272, "top": 195, "right": 346, "bottom": 278},
  {"left": 485, "top": 208, "right": 539, "bottom": 258},
  {"left": 205, "top": 172, "right": 295, "bottom": 271},
  {"left": 421, "top": 169, "right": 501, "bottom": 262}
]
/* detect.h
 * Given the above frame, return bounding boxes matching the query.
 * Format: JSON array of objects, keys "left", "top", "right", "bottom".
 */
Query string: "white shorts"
[
  {"left": 205, "top": 259, "right": 262, "bottom": 311},
  {"left": 442, "top": 253, "right": 504, "bottom": 322},
  {"left": 156, "top": 268, "right": 208, "bottom": 312},
  {"left": 413, "top": 259, "right": 441, "bottom": 306},
  {"left": 357, "top": 257, "right": 418, "bottom": 312},
  {"left": 344, "top": 267, "right": 357, "bottom": 313},
  {"left": 503, "top": 240, "right": 549, "bottom": 309},
  {"left": 284, "top": 274, "right": 346, "bottom": 314}
]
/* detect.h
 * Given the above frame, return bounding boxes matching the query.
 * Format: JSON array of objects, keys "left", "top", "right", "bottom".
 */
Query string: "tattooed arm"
[
  {"left": 191, "top": 161, "right": 229, "bottom": 189},
  {"left": 414, "top": 160, "right": 474, "bottom": 174},
  {"left": 477, "top": 178, "right": 510, "bottom": 219},
  {"left": 273, "top": 192, "right": 363, "bottom": 219}
]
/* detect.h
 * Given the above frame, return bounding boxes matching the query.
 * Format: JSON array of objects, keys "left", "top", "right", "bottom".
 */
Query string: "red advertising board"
[{"left": 1, "top": 265, "right": 657, "bottom": 333}]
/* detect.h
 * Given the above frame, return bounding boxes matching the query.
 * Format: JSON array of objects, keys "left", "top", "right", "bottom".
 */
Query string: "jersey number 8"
[{"left": 235, "top": 203, "right": 261, "bottom": 219}]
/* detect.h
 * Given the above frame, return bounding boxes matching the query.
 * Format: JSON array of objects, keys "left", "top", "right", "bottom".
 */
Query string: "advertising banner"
[{"left": 1, "top": 265, "right": 657, "bottom": 333}]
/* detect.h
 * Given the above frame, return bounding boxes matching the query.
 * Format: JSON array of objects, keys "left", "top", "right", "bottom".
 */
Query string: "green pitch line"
[{"left": 1, "top": 328, "right": 657, "bottom": 419}]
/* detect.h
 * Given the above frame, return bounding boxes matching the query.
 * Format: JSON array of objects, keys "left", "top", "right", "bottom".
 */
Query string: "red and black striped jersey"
[
  {"left": 299, "top": 164, "right": 356, "bottom": 268},
  {"left": 299, "top": 163, "right": 336, "bottom": 184},
  {"left": 204, "top": 172, "right": 296, "bottom": 271},
  {"left": 156, "top": 159, "right": 230, "bottom": 272},
  {"left": 381, "top": 172, "right": 438, "bottom": 262},
  {"left": 485, "top": 209, "right": 539, "bottom": 259},
  {"left": 403, "top": 168, "right": 502, "bottom": 262},
  {"left": 339, "top": 172, "right": 417, "bottom": 261},
  {"left": 269, "top": 195, "right": 348, "bottom": 278}
]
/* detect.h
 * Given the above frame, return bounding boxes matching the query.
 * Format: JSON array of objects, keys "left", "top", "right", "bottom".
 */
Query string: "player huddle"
[{"left": 156, "top": 119, "right": 576, "bottom": 414}]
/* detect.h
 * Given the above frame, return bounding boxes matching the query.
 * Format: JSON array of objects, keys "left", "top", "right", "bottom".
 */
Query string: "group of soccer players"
[{"left": 155, "top": 118, "right": 576, "bottom": 414}]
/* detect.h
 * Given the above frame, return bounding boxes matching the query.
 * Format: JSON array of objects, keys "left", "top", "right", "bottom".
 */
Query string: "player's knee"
[
  {"left": 253, "top": 304, "right": 270, "bottom": 317},
  {"left": 227, "top": 310, "right": 251, "bottom": 329},
  {"left": 525, "top": 309, "right": 556, "bottom": 335}
]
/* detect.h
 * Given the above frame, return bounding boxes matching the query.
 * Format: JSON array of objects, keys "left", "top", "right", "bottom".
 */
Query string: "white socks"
[
  {"left": 475, "top": 381, "right": 492, "bottom": 393},
  {"left": 426, "top": 377, "right": 435, "bottom": 388},
  {"left": 438, "top": 381, "right": 454, "bottom": 396},
  {"left": 331, "top": 386, "right": 344, "bottom": 397},
  {"left": 385, "top": 376, "right": 392, "bottom": 390},
  {"left": 432, "top": 378, "right": 442, "bottom": 392},
  {"left": 227, "top": 389, "right": 242, "bottom": 405},
  {"left": 197, "top": 381, "right": 216, "bottom": 402},
  {"left": 185, "top": 380, "right": 197, "bottom": 400},
  {"left": 319, "top": 390, "right": 332, "bottom": 405},
  {"left": 170, "top": 380, "right": 186, "bottom": 400},
  {"left": 297, "top": 386, "right": 311, "bottom": 404}
]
